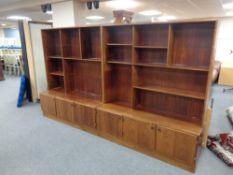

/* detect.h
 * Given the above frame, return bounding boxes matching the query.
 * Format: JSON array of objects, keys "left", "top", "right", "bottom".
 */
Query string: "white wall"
[
  {"left": 73, "top": 0, "right": 86, "bottom": 26},
  {"left": 52, "top": 0, "right": 75, "bottom": 27},
  {"left": 215, "top": 18, "right": 233, "bottom": 64}
]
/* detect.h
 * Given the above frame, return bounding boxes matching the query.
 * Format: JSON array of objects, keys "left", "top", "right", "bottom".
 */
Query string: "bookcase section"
[
  {"left": 42, "top": 30, "right": 61, "bottom": 57},
  {"left": 41, "top": 21, "right": 216, "bottom": 172},
  {"left": 171, "top": 22, "right": 215, "bottom": 68},
  {"left": 61, "top": 29, "right": 81, "bottom": 58},
  {"left": 81, "top": 27, "right": 101, "bottom": 60}
]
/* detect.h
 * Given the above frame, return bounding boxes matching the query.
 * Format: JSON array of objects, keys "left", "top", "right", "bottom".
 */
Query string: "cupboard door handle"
[
  {"left": 151, "top": 126, "right": 155, "bottom": 130},
  {"left": 157, "top": 127, "right": 161, "bottom": 132}
]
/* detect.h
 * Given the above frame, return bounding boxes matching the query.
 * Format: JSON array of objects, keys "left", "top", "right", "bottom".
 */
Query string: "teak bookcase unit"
[{"left": 40, "top": 21, "right": 216, "bottom": 172}]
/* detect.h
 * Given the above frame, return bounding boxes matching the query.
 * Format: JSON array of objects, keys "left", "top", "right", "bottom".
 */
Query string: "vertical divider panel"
[
  {"left": 132, "top": 25, "right": 137, "bottom": 108},
  {"left": 60, "top": 29, "right": 67, "bottom": 93},
  {"left": 102, "top": 26, "right": 108, "bottom": 103},
  {"left": 167, "top": 24, "right": 174, "bottom": 66},
  {"left": 78, "top": 28, "right": 83, "bottom": 60},
  {"left": 100, "top": 26, "right": 105, "bottom": 103},
  {"left": 202, "top": 21, "right": 217, "bottom": 127}
]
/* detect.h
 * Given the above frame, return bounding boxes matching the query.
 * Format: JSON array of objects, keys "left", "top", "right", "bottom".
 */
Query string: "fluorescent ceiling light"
[
  {"left": 86, "top": 16, "right": 104, "bottom": 20},
  {"left": 7, "top": 15, "right": 32, "bottom": 21},
  {"left": 106, "top": 0, "right": 139, "bottom": 10},
  {"left": 1, "top": 23, "right": 6, "bottom": 26},
  {"left": 139, "top": 10, "right": 161, "bottom": 16},
  {"left": 46, "top": 11, "right": 53, "bottom": 14},
  {"left": 226, "top": 11, "right": 233, "bottom": 16},
  {"left": 157, "top": 15, "right": 176, "bottom": 21},
  {"left": 223, "top": 2, "right": 233, "bottom": 9}
]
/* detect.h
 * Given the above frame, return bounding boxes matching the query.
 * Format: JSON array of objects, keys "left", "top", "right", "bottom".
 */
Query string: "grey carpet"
[{"left": 0, "top": 75, "right": 232, "bottom": 175}]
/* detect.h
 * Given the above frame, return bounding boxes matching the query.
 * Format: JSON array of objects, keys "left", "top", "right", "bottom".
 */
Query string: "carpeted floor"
[{"left": 0, "top": 75, "right": 232, "bottom": 175}]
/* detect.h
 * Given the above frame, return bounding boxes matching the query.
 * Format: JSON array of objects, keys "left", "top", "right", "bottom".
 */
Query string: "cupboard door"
[
  {"left": 40, "top": 93, "right": 56, "bottom": 117},
  {"left": 73, "top": 103, "right": 82, "bottom": 126},
  {"left": 174, "top": 132, "right": 197, "bottom": 165},
  {"left": 97, "top": 110, "right": 123, "bottom": 138},
  {"left": 80, "top": 105, "right": 96, "bottom": 129},
  {"left": 56, "top": 97, "right": 74, "bottom": 122},
  {"left": 123, "top": 117, "right": 156, "bottom": 151},
  {"left": 156, "top": 126, "right": 175, "bottom": 157}
]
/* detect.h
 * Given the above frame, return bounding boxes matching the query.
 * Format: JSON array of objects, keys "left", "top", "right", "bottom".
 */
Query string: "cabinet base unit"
[
  {"left": 41, "top": 20, "right": 216, "bottom": 172},
  {"left": 40, "top": 92, "right": 202, "bottom": 172}
]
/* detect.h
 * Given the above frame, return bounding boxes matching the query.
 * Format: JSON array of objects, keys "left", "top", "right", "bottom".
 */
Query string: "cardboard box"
[{"left": 218, "top": 63, "right": 233, "bottom": 86}]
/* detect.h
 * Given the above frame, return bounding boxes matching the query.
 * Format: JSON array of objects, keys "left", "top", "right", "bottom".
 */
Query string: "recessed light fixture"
[
  {"left": 106, "top": 0, "right": 139, "bottom": 10},
  {"left": 7, "top": 16, "right": 32, "bottom": 21},
  {"left": 46, "top": 11, "right": 53, "bottom": 14},
  {"left": 86, "top": 16, "right": 104, "bottom": 20},
  {"left": 226, "top": 11, "right": 233, "bottom": 16},
  {"left": 223, "top": 2, "right": 233, "bottom": 9},
  {"left": 139, "top": 10, "right": 161, "bottom": 16},
  {"left": 157, "top": 15, "right": 176, "bottom": 21}
]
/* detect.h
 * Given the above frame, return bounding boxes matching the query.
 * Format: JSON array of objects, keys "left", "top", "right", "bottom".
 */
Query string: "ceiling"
[
  {"left": 87, "top": 0, "right": 233, "bottom": 24},
  {"left": 0, "top": 0, "right": 233, "bottom": 28}
]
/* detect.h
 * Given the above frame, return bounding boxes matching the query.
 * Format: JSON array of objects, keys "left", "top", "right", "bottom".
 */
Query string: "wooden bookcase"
[{"left": 41, "top": 21, "right": 216, "bottom": 172}]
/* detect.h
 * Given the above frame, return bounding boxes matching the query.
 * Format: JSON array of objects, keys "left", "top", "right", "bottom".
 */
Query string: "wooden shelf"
[
  {"left": 134, "top": 85, "right": 205, "bottom": 100},
  {"left": 48, "top": 56, "right": 63, "bottom": 59},
  {"left": 50, "top": 71, "right": 64, "bottom": 76},
  {"left": 64, "top": 57, "right": 82, "bottom": 61},
  {"left": 109, "top": 100, "right": 132, "bottom": 107},
  {"left": 107, "top": 61, "right": 132, "bottom": 65},
  {"left": 134, "top": 46, "right": 167, "bottom": 49},
  {"left": 171, "top": 65, "right": 209, "bottom": 72},
  {"left": 69, "top": 90, "right": 102, "bottom": 102},
  {"left": 107, "top": 43, "right": 132, "bottom": 46},
  {"left": 50, "top": 87, "right": 64, "bottom": 93},
  {"left": 134, "top": 63, "right": 209, "bottom": 72},
  {"left": 82, "top": 58, "right": 101, "bottom": 62}
]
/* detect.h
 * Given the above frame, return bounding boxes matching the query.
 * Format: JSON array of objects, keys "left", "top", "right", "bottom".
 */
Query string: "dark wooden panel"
[
  {"left": 105, "top": 64, "right": 132, "bottom": 106},
  {"left": 81, "top": 27, "right": 101, "bottom": 59},
  {"left": 123, "top": 117, "right": 156, "bottom": 151},
  {"left": 136, "top": 66, "right": 208, "bottom": 95},
  {"left": 61, "top": 29, "right": 81, "bottom": 58},
  {"left": 97, "top": 110, "right": 123, "bottom": 138},
  {"left": 106, "top": 26, "right": 132, "bottom": 44},
  {"left": 48, "top": 75, "right": 64, "bottom": 91},
  {"left": 135, "top": 48, "right": 167, "bottom": 64},
  {"left": 135, "top": 89, "right": 204, "bottom": 124},
  {"left": 64, "top": 60, "right": 102, "bottom": 100},
  {"left": 107, "top": 46, "right": 132, "bottom": 63},
  {"left": 171, "top": 22, "right": 215, "bottom": 68},
  {"left": 48, "top": 59, "right": 63, "bottom": 73},
  {"left": 135, "top": 24, "right": 169, "bottom": 47},
  {"left": 42, "top": 30, "right": 61, "bottom": 56}
]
